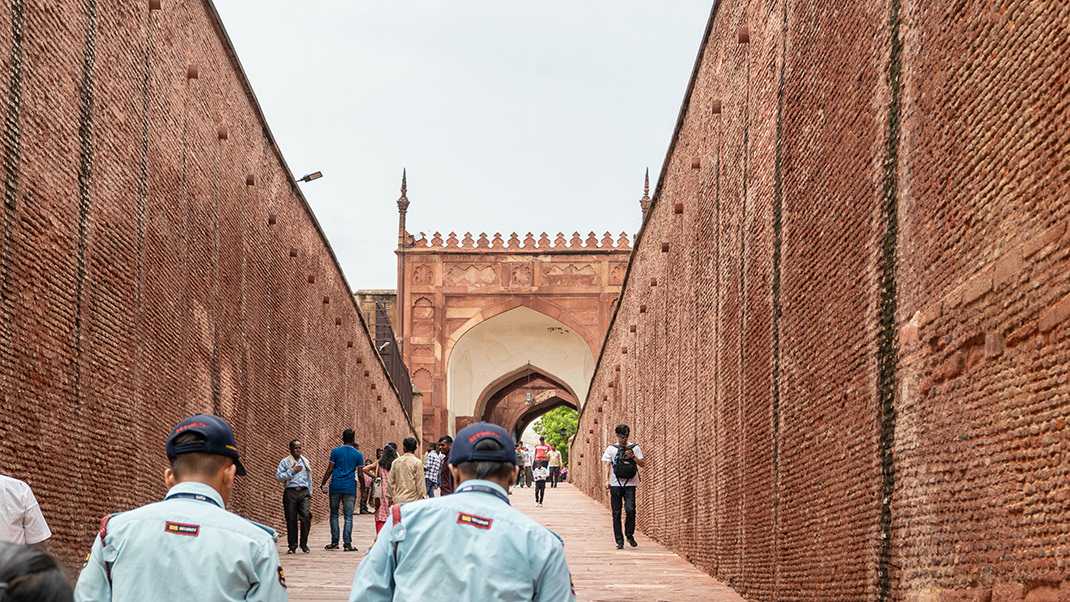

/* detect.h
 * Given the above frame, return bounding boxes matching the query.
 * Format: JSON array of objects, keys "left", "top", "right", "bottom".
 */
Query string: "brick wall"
[
  {"left": 0, "top": 0, "right": 415, "bottom": 572},
  {"left": 572, "top": 0, "right": 1070, "bottom": 601}
]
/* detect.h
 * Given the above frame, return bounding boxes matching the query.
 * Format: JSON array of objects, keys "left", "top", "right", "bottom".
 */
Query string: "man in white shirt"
[
  {"left": 601, "top": 424, "right": 645, "bottom": 549},
  {"left": 0, "top": 474, "right": 52, "bottom": 547}
]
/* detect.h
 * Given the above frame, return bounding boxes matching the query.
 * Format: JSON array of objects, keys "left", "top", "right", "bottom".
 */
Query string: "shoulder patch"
[
  {"left": 277, "top": 566, "right": 287, "bottom": 588},
  {"left": 456, "top": 512, "right": 493, "bottom": 530},
  {"left": 165, "top": 521, "right": 200, "bottom": 536}
]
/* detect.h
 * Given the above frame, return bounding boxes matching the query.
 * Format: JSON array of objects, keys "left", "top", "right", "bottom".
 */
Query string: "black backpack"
[{"left": 613, "top": 444, "right": 638, "bottom": 481}]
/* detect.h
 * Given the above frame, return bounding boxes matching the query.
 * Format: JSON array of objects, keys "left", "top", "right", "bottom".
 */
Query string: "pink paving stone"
[{"left": 278, "top": 483, "right": 743, "bottom": 602}]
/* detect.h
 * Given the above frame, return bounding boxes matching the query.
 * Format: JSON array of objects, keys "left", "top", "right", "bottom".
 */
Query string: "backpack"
[{"left": 613, "top": 444, "right": 638, "bottom": 481}]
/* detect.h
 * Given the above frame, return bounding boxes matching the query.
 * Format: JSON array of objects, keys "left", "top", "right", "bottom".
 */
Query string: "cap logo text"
[{"left": 467, "top": 430, "right": 500, "bottom": 443}]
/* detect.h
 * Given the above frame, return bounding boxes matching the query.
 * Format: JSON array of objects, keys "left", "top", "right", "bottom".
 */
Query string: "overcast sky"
[{"left": 214, "top": 1, "right": 714, "bottom": 290}]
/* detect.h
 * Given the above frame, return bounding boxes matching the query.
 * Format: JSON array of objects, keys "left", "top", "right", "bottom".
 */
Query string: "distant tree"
[{"left": 532, "top": 406, "right": 578, "bottom": 465}]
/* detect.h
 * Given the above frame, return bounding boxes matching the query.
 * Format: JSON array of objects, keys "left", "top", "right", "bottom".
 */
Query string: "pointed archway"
[
  {"left": 447, "top": 306, "right": 594, "bottom": 433},
  {"left": 477, "top": 369, "right": 578, "bottom": 438}
]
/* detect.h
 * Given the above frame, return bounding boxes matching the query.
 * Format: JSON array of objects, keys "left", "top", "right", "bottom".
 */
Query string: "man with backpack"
[{"left": 601, "top": 423, "right": 645, "bottom": 549}]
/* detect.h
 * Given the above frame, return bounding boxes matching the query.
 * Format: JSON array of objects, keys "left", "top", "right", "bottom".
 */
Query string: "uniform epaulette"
[
  {"left": 545, "top": 527, "right": 564, "bottom": 545},
  {"left": 249, "top": 521, "right": 279, "bottom": 542},
  {"left": 98, "top": 513, "right": 122, "bottom": 546}
]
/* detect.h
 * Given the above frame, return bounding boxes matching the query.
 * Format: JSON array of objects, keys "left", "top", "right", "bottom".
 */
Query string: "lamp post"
[{"left": 297, "top": 171, "right": 323, "bottom": 183}]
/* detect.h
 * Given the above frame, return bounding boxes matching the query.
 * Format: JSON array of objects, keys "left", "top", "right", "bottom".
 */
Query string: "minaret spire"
[
  {"left": 639, "top": 168, "right": 652, "bottom": 221},
  {"left": 397, "top": 169, "right": 410, "bottom": 249}
]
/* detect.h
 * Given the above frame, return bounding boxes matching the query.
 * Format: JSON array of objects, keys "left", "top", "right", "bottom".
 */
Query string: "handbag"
[{"left": 372, "top": 476, "right": 382, "bottom": 501}]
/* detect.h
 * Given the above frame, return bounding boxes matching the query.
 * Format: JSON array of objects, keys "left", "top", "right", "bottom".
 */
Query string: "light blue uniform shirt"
[
  {"left": 348, "top": 479, "right": 575, "bottom": 602},
  {"left": 276, "top": 455, "right": 312, "bottom": 490},
  {"left": 74, "top": 481, "right": 288, "bottom": 602}
]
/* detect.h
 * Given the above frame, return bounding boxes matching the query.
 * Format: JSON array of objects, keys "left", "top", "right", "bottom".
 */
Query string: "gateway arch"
[{"left": 391, "top": 178, "right": 637, "bottom": 439}]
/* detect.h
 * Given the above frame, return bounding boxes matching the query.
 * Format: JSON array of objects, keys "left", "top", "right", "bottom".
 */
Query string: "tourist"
[
  {"left": 532, "top": 462, "right": 549, "bottom": 507},
  {"left": 546, "top": 444, "right": 563, "bottom": 487},
  {"left": 275, "top": 439, "right": 312, "bottom": 554},
  {"left": 423, "top": 441, "right": 444, "bottom": 498},
  {"left": 436, "top": 436, "right": 454, "bottom": 495},
  {"left": 0, "top": 473, "right": 51, "bottom": 547},
  {"left": 533, "top": 436, "right": 551, "bottom": 469},
  {"left": 360, "top": 456, "right": 375, "bottom": 514},
  {"left": 319, "top": 429, "right": 364, "bottom": 551},
  {"left": 363, "top": 446, "right": 397, "bottom": 534},
  {"left": 387, "top": 438, "right": 427, "bottom": 506},
  {"left": 601, "top": 423, "right": 645, "bottom": 549},
  {"left": 0, "top": 542, "right": 73, "bottom": 601}
]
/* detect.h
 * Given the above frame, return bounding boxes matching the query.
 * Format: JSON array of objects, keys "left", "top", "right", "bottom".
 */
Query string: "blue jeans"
[
  {"left": 425, "top": 478, "right": 436, "bottom": 498},
  {"left": 328, "top": 493, "right": 355, "bottom": 545}
]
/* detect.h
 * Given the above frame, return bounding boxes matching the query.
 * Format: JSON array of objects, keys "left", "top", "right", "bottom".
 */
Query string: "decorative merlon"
[{"left": 406, "top": 231, "right": 632, "bottom": 251}]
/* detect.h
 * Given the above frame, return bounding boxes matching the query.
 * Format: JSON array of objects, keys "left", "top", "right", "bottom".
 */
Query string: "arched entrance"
[
  {"left": 447, "top": 306, "right": 594, "bottom": 433},
  {"left": 392, "top": 188, "right": 633, "bottom": 439},
  {"left": 478, "top": 370, "right": 579, "bottom": 438}
]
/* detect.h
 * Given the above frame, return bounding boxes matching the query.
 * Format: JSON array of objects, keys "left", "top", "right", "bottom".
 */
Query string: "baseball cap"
[
  {"left": 449, "top": 422, "right": 517, "bottom": 466},
  {"left": 166, "top": 414, "right": 247, "bottom": 476}
]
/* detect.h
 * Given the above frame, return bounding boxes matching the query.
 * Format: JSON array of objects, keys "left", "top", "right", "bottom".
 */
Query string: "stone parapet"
[{"left": 405, "top": 231, "right": 631, "bottom": 251}]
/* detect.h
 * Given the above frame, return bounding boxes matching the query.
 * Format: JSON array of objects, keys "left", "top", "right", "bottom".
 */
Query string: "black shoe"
[
  {"left": 324, "top": 542, "right": 339, "bottom": 550},
  {"left": 286, "top": 548, "right": 296, "bottom": 554},
  {"left": 300, "top": 546, "right": 310, "bottom": 553},
  {"left": 343, "top": 543, "right": 358, "bottom": 552},
  {"left": 616, "top": 542, "right": 624, "bottom": 549},
  {"left": 627, "top": 537, "right": 638, "bottom": 547}
]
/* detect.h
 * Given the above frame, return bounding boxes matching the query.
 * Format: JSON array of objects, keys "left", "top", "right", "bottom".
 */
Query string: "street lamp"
[
  {"left": 297, "top": 171, "right": 323, "bottom": 183},
  {"left": 559, "top": 427, "right": 567, "bottom": 440}
]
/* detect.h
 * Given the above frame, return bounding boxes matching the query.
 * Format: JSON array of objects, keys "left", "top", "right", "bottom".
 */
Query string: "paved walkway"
[{"left": 277, "top": 483, "right": 743, "bottom": 601}]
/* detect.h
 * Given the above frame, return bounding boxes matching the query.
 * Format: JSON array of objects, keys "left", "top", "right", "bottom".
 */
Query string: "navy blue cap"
[
  {"left": 166, "top": 414, "right": 247, "bottom": 476},
  {"left": 449, "top": 422, "right": 518, "bottom": 466}
]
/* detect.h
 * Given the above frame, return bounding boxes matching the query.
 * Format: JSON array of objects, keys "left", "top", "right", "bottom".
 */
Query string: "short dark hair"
[
  {"left": 0, "top": 542, "right": 74, "bottom": 602},
  {"left": 342, "top": 429, "right": 356, "bottom": 444},
  {"left": 615, "top": 424, "right": 630, "bottom": 437},
  {"left": 403, "top": 437, "right": 418, "bottom": 453},
  {"left": 455, "top": 438, "right": 515, "bottom": 481},
  {"left": 438, "top": 435, "right": 453, "bottom": 444},
  {"left": 169, "top": 432, "right": 231, "bottom": 479},
  {"left": 289, "top": 439, "right": 300, "bottom": 449}
]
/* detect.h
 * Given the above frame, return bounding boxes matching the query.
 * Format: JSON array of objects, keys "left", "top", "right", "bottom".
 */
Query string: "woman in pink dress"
[{"left": 363, "top": 445, "right": 397, "bottom": 533}]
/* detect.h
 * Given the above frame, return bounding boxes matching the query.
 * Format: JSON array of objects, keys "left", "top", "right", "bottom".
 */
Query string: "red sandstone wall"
[
  {"left": 0, "top": 0, "right": 415, "bottom": 572},
  {"left": 573, "top": 0, "right": 1070, "bottom": 601}
]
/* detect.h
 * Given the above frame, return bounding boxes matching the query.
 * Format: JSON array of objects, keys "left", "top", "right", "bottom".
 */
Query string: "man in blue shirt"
[
  {"left": 319, "top": 428, "right": 363, "bottom": 551},
  {"left": 275, "top": 439, "right": 312, "bottom": 554},
  {"left": 74, "top": 413, "right": 287, "bottom": 602},
  {"left": 348, "top": 422, "right": 575, "bottom": 601}
]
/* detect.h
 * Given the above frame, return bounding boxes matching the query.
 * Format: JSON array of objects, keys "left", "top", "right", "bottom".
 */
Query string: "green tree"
[{"left": 532, "top": 406, "right": 578, "bottom": 465}]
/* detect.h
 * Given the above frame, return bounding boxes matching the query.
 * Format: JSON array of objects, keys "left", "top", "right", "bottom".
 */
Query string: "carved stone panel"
[
  {"left": 413, "top": 264, "right": 433, "bottom": 285},
  {"left": 609, "top": 263, "right": 627, "bottom": 285},
  {"left": 543, "top": 263, "right": 598, "bottom": 286},
  {"left": 413, "top": 297, "right": 434, "bottom": 320},
  {"left": 511, "top": 264, "right": 533, "bottom": 287},
  {"left": 445, "top": 264, "right": 499, "bottom": 286}
]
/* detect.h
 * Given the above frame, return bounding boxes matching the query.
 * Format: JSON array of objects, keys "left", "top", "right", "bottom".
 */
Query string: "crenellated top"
[{"left": 406, "top": 231, "right": 631, "bottom": 251}]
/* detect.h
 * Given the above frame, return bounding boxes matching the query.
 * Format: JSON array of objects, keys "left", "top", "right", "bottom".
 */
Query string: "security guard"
[
  {"left": 74, "top": 414, "right": 288, "bottom": 602},
  {"left": 348, "top": 422, "right": 575, "bottom": 602}
]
